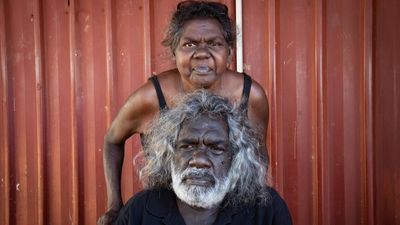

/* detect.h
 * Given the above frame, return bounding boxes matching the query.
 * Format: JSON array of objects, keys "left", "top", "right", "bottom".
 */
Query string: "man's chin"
[
  {"left": 177, "top": 188, "right": 219, "bottom": 208},
  {"left": 171, "top": 167, "right": 231, "bottom": 208},
  {"left": 172, "top": 182, "right": 228, "bottom": 209}
]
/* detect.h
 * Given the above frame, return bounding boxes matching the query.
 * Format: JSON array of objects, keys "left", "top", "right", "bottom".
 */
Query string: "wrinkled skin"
[
  {"left": 174, "top": 113, "right": 232, "bottom": 225},
  {"left": 175, "top": 19, "right": 232, "bottom": 90},
  {"left": 98, "top": 18, "right": 269, "bottom": 225},
  {"left": 174, "top": 113, "right": 232, "bottom": 183}
]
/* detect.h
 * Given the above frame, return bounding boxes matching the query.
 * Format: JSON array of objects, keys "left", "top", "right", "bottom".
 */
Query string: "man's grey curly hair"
[{"left": 139, "top": 90, "right": 269, "bottom": 205}]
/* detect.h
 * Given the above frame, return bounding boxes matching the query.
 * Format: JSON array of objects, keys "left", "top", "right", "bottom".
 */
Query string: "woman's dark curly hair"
[{"left": 162, "top": 1, "right": 236, "bottom": 54}]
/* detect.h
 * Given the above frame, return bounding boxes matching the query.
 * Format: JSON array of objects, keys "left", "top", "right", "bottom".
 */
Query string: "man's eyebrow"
[
  {"left": 208, "top": 141, "right": 228, "bottom": 146},
  {"left": 177, "top": 137, "right": 198, "bottom": 144},
  {"left": 204, "top": 137, "right": 228, "bottom": 145},
  {"left": 177, "top": 137, "right": 226, "bottom": 144}
]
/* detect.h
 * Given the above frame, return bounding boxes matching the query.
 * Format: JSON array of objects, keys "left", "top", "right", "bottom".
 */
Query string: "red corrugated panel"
[
  {"left": 374, "top": 0, "right": 400, "bottom": 224},
  {"left": 0, "top": 0, "right": 399, "bottom": 225},
  {"left": 0, "top": 1, "right": 10, "bottom": 224}
]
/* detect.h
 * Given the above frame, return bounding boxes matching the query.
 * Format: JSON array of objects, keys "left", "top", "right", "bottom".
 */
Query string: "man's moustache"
[{"left": 180, "top": 168, "right": 215, "bottom": 184}]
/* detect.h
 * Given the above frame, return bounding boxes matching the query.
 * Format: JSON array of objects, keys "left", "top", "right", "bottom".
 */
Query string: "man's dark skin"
[
  {"left": 111, "top": 90, "right": 292, "bottom": 225},
  {"left": 98, "top": 18, "right": 269, "bottom": 225},
  {"left": 171, "top": 112, "right": 232, "bottom": 225}
]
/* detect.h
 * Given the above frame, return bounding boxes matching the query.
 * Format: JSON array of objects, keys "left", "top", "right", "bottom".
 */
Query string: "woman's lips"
[{"left": 192, "top": 65, "right": 212, "bottom": 74}]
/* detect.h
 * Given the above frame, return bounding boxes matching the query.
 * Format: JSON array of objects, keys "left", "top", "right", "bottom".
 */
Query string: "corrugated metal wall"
[{"left": 1, "top": 0, "right": 399, "bottom": 225}]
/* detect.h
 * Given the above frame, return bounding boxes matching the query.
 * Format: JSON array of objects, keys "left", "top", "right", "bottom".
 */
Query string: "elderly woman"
[{"left": 98, "top": 1, "right": 269, "bottom": 224}]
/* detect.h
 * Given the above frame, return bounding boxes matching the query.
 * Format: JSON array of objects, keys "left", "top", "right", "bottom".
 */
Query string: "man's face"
[{"left": 171, "top": 113, "right": 232, "bottom": 208}]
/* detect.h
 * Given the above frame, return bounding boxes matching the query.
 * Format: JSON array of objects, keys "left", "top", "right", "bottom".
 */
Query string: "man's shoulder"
[
  {"left": 113, "top": 188, "right": 176, "bottom": 225},
  {"left": 123, "top": 189, "right": 151, "bottom": 208},
  {"left": 215, "top": 188, "right": 291, "bottom": 225},
  {"left": 122, "top": 187, "right": 175, "bottom": 215},
  {"left": 255, "top": 187, "right": 293, "bottom": 225},
  {"left": 124, "top": 187, "right": 173, "bottom": 207},
  {"left": 251, "top": 187, "right": 287, "bottom": 210}
]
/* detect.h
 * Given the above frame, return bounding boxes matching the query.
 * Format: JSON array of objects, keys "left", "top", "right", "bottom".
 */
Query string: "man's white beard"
[{"left": 171, "top": 166, "right": 231, "bottom": 209}]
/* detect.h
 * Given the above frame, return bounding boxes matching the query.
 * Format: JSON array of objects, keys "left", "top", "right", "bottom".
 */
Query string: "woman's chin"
[{"left": 189, "top": 74, "right": 219, "bottom": 88}]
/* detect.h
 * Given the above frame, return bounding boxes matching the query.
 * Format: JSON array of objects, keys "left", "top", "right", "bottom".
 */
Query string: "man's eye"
[
  {"left": 210, "top": 146, "right": 225, "bottom": 155},
  {"left": 179, "top": 144, "right": 194, "bottom": 151}
]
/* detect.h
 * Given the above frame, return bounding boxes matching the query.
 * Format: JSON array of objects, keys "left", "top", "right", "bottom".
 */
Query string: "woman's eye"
[
  {"left": 208, "top": 42, "right": 221, "bottom": 47},
  {"left": 183, "top": 42, "right": 196, "bottom": 48}
]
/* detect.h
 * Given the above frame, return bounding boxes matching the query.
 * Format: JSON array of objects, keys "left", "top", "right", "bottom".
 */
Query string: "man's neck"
[{"left": 176, "top": 198, "right": 220, "bottom": 225}]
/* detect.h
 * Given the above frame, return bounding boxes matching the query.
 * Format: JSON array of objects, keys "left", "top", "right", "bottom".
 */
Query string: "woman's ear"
[{"left": 227, "top": 47, "right": 233, "bottom": 67}]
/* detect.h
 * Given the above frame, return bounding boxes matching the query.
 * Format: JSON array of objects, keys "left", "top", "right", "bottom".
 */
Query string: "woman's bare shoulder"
[
  {"left": 222, "top": 71, "right": 269, "bottom": 134},
  {"left": 149, "top": 69, "right": 183, "bottom": 104},
  {"left": 247, "top": 77, "right": 269, "bottom": 135},
  {"left": 223, "top": 70, "right": 245, "bottom": 83},
  {"left": 105, "top": 79, "right": 160, "bottom": 141},
  {"left": 153, "top": 68, "right": 180, "bottom": 80},
  {"left": 218, "top": 70, "right": 245, "bottom": 99},
  {"left": 249, "top": 78, "right": 268, "bottom": 102}
]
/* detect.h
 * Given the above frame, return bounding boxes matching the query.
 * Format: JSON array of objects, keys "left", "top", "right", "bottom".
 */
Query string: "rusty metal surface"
[
  {"left": 0, "top": 0, "right": 399, "bottom": 225},
  {"left": 373, "top": 0, "right": 400, "bottom": 224}
]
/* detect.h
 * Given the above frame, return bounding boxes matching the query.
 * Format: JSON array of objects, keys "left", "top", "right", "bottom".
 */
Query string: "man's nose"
[{"left": 188, "top": 148, "right": 211, "bottom": 169}]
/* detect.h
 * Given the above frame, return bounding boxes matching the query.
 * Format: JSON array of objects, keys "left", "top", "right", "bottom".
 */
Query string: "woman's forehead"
[
  {"left": 179, "top": 19, "right": 225, "bottom": 42},
  {"left": 182, "top": 19, "right": 223, "bottom": 33}
]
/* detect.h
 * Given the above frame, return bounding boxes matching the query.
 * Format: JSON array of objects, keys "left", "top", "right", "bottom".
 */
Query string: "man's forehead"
[{"left": 178, "top": 113, "right": 228, "bottom": 137}]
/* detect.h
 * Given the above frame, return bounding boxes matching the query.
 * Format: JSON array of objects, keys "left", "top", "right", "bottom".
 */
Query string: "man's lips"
[{"left": 183, "top": 175, "right": 214, "bottom": 186}]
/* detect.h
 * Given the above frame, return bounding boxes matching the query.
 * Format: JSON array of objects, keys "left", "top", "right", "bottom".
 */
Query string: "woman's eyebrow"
[
  {"left": 180, "top": 37, "right": 197, "bottom": 42},
  {"left": 181, "top": 35, "right": 225, "bottom": 41}
]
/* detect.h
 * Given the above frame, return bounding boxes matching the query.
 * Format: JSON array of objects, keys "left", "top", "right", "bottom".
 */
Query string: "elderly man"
[{"left": 113, "top": 91, "right": 292, "bottom": 225}]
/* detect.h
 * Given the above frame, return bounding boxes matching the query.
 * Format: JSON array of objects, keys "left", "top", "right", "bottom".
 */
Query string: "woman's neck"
[{"left": 180, "top": 75, "right": 224, "bottom": 95}]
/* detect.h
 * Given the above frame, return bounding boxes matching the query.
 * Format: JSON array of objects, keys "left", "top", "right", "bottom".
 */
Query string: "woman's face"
[{"left": 174, "top": 19, "right": 232, "bottom": 89}]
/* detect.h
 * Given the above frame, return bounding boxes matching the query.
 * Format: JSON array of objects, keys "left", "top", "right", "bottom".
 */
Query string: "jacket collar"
[
  {"left": 145, "top": 188, "right": 243, "bottom": 225},
  {"left": 145, "top": 188, "right": 186, "bottom": 225}
]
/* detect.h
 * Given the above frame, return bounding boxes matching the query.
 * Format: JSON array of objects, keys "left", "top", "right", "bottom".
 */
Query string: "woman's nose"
[
  {"left": 188, "top": 148, "right": 211, "bottom": 168},
  {"left": 193, "top": 44, "right": 210, "bottom": 58}
]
